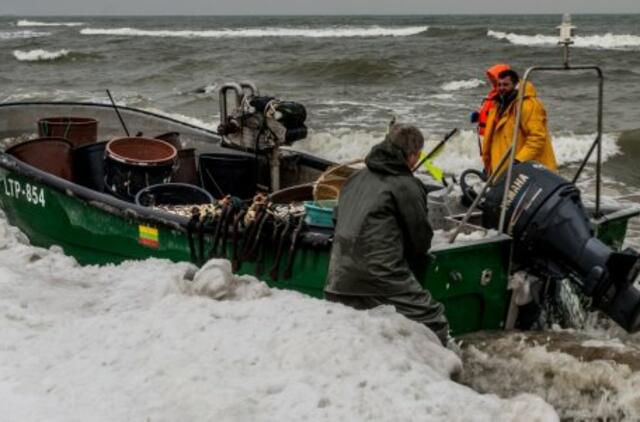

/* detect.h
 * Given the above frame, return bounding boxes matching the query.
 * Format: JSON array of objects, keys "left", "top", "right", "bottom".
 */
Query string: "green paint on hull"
[{"left": 0, "top": 165, "right": 635, "bottom": 336}]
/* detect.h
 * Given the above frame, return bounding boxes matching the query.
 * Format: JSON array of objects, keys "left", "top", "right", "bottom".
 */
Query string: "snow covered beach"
[{"left": 0, "top": 217, "right": 556, "bottom": 421}]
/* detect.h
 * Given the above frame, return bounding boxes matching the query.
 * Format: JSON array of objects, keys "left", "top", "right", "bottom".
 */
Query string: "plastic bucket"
[
  {"left": 199, "top": 153, "right": 257, "bottom": 199},
  {"left": 171, "top": 148, "right": 198, "bottom": 185},
  {"left": 72, "top": 141, "right": 107, "bottom": 192},
  {"left": 37, "top": 117, "right": 98, "bottom": 147},
  {"left": 6, "top": 137, "right": 73, "bottom": 181},
  {"left": 135, "top": 183, "right": 214, "bottom": 207},
  {"left": 104, "top": 137, "right": 177, "bottom": 201},
  {"left": 304, "top": 200, "right": 337, "bottom": 228}
]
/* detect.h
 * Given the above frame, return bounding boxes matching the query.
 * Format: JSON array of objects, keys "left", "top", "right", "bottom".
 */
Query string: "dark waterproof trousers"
[{"left": 325, "top": 291, "right": 450, "bottom": 346}]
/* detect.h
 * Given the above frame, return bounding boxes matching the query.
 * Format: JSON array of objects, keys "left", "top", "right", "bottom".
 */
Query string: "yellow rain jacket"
[{"left": 482, "top": 82, "right": 557, "bottom": 175}]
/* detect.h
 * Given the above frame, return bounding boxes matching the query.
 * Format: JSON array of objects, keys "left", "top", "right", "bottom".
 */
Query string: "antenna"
[{"left": 557, "top": 13, "right": 576, "bottom": 68}]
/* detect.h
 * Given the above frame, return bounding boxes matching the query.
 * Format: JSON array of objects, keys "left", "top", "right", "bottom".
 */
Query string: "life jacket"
[{"left": 476, "top": 63, "right": 511, "bottom": 136}]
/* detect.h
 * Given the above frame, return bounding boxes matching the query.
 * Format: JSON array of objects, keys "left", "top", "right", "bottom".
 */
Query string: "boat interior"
[
  {"left": 0, "top": 99, "right": 475, "bottom": 237},
  {"left": 0, "top": 94, "right": 635, "bottom": 247}
]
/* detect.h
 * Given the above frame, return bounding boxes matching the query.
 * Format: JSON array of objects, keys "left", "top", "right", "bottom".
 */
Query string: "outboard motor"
[
  {"left": 216, "top": 82, "right": 308, "bottom": 150},
  {"left": 216, "top": 82, "right": 308, "bottom": 192},
  {"left": 482, "top": 162, "right": 640, "bottom": 332}
]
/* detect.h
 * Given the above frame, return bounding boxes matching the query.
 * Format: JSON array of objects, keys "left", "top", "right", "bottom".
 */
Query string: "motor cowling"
[
  {"left": 218, "top": 93, "right": 308, "bottom": 150},
  {"left": 482, "top": 162, "right": 640, "bottom": 332}
]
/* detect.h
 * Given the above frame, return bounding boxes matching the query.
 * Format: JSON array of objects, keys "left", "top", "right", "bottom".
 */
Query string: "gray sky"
[{"left": 2, "top": 0, "right": 640, "bottom": 16}]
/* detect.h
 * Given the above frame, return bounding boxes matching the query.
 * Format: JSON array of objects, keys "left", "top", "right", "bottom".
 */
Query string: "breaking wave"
[
  {"left": 0, "top": 30, "right": 50, "bottom": 40},
  {"left": 16, "top": 20, "right": 84, "bottom": 27},
  {"left": 488, "top": 30, "right": 640, "bottom": 49},
  {"left": 13, "top": 49, "right": 70, "bottom": 62},
  {"left": 441, "top": 78, "right": 485, "bottom": 92},
  {"left": 80, "top": 25, "right": 428, "bottom": 38},
  {"left": 296, "top": 129, "right": 620, "bottom": 175},
  {"left": 460, "top": 330, "right": 640, "bottom": 420}
]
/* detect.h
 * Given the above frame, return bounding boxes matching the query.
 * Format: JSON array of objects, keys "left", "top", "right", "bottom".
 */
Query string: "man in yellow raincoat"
[{"left": 481, "top": 69, "right": 557, "bottom": 176}]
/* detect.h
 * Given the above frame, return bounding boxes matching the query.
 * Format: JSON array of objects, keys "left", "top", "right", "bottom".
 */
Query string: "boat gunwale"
[
  {"left": 0, "top": 101, "right": 635, "bottom": 254},
  {"left": 0, "top": 151, "right": 190, "bottom": 231},
  {"left": 0, "top": 101, "right": 219, "bottom": 137},
  {"left": 430, "top": 233, "right": 512, "bottom": 252}
]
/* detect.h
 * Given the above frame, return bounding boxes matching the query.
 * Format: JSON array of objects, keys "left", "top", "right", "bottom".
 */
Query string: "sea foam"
[
  {"left": 488, "top": 30, "right": 640, "bottom": 49},
  {"left": 80, "top": 25, "right": 428, "bottom": 38},
  {"left": 0, "top": 216, "right": 557, "bottom": 421},
  {"left": 296, "top": 128, "right": 620, "bottom": 175},
  {"left": 13, "top": 49, "right": 70, "bottom": 62},
  {"left": 16, "top": 20, "right": 84, "bottom": 27},
  {"left": 441, "top": 78, "right": 485, "bottom": 91},
  {"left": 0, "top": 30, "right": 50, "bottom": 40}
]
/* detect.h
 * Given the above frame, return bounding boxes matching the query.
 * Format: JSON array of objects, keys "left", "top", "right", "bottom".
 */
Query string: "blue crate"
[{"left": 304, "top": 200, "right": 338, "bottom": 228}]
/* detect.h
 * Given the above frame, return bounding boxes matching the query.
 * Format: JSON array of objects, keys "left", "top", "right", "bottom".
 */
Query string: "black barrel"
[
  {"left": 199, "top": 153, "right": 257, "bottom": 199},
  {"left": 171, "top": 148, "right": 198, "bottom": 185},
  {"left": 105, "top": 137, "right": 177, "bottom": 201},
  {"left": 135, "top": 183, "right": 214, "bottom": 207},
  {"left": 72, "top": 141, "right": 107, "bottom": 192}
]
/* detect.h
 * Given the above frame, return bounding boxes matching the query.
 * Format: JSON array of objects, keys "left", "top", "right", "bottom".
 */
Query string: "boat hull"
[{"left": 0, "top": 158, "right": 513, "bottom": 335}]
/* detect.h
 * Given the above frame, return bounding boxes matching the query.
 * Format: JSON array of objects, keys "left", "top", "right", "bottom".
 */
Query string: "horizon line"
[{"left": 3, "top": 12, "right": 640, "bottom": 17}]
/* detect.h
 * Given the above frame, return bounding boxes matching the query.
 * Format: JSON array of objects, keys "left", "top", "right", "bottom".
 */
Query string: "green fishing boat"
[
  {"left": 0, "top": 94, "right": 636, "bottom": 336},
  {"left": 1, "top": 18, "right": 639, "bottom": 335},
  {"left": 0, "top": 99, "right": 517, "bottom": 335}
]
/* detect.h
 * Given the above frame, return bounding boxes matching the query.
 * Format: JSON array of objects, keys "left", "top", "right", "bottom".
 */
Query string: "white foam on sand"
[
  {"left": 0, "top": 216, "right": 557, "bottom": 421},
  {"left": 80, "top": 25, "right": 428, "bottom": 38},
  {"left": 441, "top": 79, "right": 485, "bottom": 92},
  {"left": 16, "top": 20, "right": 84, "bottom": 27},
  {"left": 13, "top": 49, "right": 70, "bottom": 62},
  {"left": 488, "top": 30, "right": 640, "bottom": 49},
  {"left": 461, "top": 329, "right": 640, "bottom": 420}
]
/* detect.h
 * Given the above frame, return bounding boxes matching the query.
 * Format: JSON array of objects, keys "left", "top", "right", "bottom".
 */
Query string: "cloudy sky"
[{"left": 2, "top": 0, "right": 640, "bottom": 16}]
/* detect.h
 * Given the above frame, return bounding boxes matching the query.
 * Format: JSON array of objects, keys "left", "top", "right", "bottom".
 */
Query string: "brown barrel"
[
  {"left": 6, "top": 137, "right": 73, "bottom": 181},
  {"left": 38, "top": 117, "right": 98, "bottom": 147},
  {"left": 104, "top": 137, "right": 177, "bottom": 200}
]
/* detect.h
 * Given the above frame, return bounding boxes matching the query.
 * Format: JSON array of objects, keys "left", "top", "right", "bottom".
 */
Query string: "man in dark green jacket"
[{"left": 324, "top": 124, "right": 450, "bottom": 345}]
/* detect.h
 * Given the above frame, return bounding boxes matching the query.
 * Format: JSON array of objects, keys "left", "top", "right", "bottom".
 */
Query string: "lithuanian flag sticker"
[{"left": 138, "top": 224, "right": 159, "bottom": 248}]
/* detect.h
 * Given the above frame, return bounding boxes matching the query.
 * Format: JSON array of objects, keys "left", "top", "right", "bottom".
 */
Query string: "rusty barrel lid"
[{"left": 106, "top": 137, "right": 177, "bottom": 166}]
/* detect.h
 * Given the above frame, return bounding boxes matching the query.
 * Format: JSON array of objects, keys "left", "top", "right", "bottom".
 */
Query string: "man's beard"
[{"left": 498, "top": 90, "right": 518, "bottom": 114}]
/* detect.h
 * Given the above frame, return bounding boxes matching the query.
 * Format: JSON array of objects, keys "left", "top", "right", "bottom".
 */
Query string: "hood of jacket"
[
  {"left": 486, "top": 63, "right": 511, "bottom": 89},
  {"left": 365, "top": 138, "right": 412, "bottom": 176}
]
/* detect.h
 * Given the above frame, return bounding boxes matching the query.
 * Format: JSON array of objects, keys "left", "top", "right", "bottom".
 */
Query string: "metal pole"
[
  {"left": 568, "top": 67, "right": 604, "bottom": 217},
  {"left": 563, "top": 42, "right": 571, "bottom": 69},
  {"left": 106, "top": 89, "right": 130, "bottom": 137},
  {"left": 595, "top": 70, "right": 604, "bottom": 217},
  {"left": 448, "top": 146, "right": 513, "bottom": 243},
  {"left": 497, "top": 68, "right": 533, "bottom": 234}
]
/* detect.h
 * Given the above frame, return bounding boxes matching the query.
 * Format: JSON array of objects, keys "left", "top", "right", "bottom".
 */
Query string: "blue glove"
[{"left": 470, "top": 111, "right": 480, "bottom": 123}]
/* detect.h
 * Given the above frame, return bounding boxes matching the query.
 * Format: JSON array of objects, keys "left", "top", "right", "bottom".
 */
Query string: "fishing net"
[{"left": 312, "top": 159, "right": 364, "bottom": 203}]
